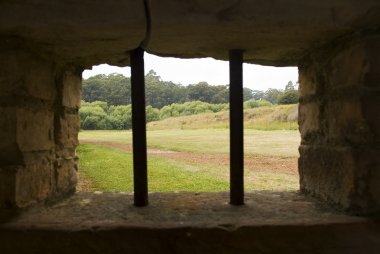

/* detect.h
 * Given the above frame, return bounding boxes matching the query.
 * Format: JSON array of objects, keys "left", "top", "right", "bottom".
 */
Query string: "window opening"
[{"left": 79, "top": 52, "right": 299, "bottom": 206}]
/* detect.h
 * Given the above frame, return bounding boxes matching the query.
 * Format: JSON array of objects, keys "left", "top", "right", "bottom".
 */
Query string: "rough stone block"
[
  {"left": 327, "top": 98, "right": 372, "bottom": 145},
  {"left": 299, "top": 145, "right": 355, "bottom": 209},
  {"left": 55, "top": 159, "right": 77, "bottom": 196},
  {"left": 15, "top": 152, "right": 54, "bottom": 208},
  {"left": 0, "top": 49, "right": 56, "bottom": 101},
  {"left": 362, "top": 94, "right": 380, "bottom": 142},
  {"left": 0, "top": 167, "right": 16, "bottom": 208},
  {"left": 363, "top": 37, "right": 380, "bottom": 86},
  {"left": 298, "top": 102, "right": 320, "bottom": 142},
  {"left": 299, "top": 145, "right": 380, "bottom": 214},
  {"left": 0, "top": 107, "right": 22, "bottom": 165},
  {"left": 327, "top": 45, "right": 367, "bottom": 89},
  {"left": 62, "top": 71, "right": 82, "bottom": 109},
  {"left": 298, "top": 64, "right": 318, "bottom": 97},
  {"left": 26, "top": 59, "right": 56, "bottom": 101},
  {"left": 16, "top": 108, "right": 54, "bottom": 152},
  {"left": 56, "top": 113, "right": 80, "bottom": 149},
  {"left": 0, "top": 50, "right": 26, "bottom": 97},
  {"left": 299, "top": 36, "right": 380, "bottom": 215}
]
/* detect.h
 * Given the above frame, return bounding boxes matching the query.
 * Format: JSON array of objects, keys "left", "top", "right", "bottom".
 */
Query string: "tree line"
[{"left": 83, "top": 70, "right": 298, "bottom": 108}]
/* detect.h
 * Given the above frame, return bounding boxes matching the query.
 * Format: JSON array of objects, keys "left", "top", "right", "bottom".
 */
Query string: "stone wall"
[
  {"left": 0, "top": 42, "right": 80, "bottom": 209},
  {"left": 298, "top": 34, "right": 380, "bottom": 215}
]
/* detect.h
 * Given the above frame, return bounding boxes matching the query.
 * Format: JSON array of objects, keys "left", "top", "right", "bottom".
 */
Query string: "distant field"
[
  {"left": 79, "top": 129, "right": 300, "bottom": 158},
  {"left": 77, "top": 129, "right": 300, "bottom": 192}
]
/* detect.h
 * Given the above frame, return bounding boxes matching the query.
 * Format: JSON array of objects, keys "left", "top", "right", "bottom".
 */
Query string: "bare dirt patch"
[{"left": 80, "top": 140, "right": 297, "bottom": 175}]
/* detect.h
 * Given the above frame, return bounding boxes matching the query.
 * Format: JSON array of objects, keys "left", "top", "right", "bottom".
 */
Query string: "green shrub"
[
  {"left": 80, "top": 100, "right": 230, "bottom": 130},
  {"left": 146, "top": 106, "right": 160, "bottom": 122},
  {"left": 278, "top": 90, "right": 299, "bottom": 104},
  {"left": 244, "top": 99, "right": 272, "bottom": 109},
  {"left": 108, "top": 105, "right": 132, "bottom": 130}
]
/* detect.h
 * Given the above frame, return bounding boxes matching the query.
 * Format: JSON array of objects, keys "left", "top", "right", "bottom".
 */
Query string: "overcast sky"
[{"left": 82, "top": 53, "right": 299, "bottom": 91}]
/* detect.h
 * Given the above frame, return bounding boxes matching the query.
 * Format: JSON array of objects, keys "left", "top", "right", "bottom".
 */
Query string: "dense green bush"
[
  {"left": 159, "top": 101, "right": 228, "bottom": 119},
  {"left": 244, "top": 99, "right": 272, "bottom": 109},
  {"left": 80, "top": 102, "right": 112, "bottom": 130},
  {"left": 108, "top": 105, "right": 132, "bottom": 130},
  {"left": 278, "top": 90, "right": 299, "bottom": 104},
  {"left": 79, "top": 101, "right": 196, "bottom": 130},
  {"left": 80, "top": 99, "right": 277, "bottom": 130},
  {"left": 146, "top": 106, "right": 160, "bottom": 122}
]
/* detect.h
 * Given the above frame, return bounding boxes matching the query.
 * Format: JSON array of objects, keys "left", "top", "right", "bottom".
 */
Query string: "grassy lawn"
[
  {"left": 77, "top": 139, "right": 299, "bottom": 192},
  {"left": 78, "top": 144, "right": 229, "bottom": 192},
  {"left": 79, "top": 129, "right": 300, "bottom": 158},
  {"left": 77, "top": 105, "right": 300, "bottom": 192}
]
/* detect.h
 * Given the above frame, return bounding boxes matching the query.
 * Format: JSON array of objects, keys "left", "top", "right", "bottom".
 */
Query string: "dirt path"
[{"left": 80, "top": 140, "right": 298, "bottom": 175}]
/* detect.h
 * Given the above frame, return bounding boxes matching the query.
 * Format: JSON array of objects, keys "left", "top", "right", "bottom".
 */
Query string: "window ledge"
[{"left": 1, "top": 192, "right": 379, "bottom": 253}]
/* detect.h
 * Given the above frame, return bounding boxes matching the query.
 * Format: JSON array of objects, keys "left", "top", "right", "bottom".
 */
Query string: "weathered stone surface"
[
  {"left": 1, "top": 1, "right": 380, "bottom": 66},
  {"left": 55, "top": 158, "right": 77, "bottom": 196},
  {"left": 362, "top": 36, "right": 380, "bottom": 86},
  {"left": 0, "top": 167, "right": 16, "bottom": 208},
  {"left": 0, "top": 0, "right": 146, "bottom": 66},
  {"left": 298, "top": 102, "right": 320, "bottom": 143},
  {"left": 300, "top": 146, "right": 380, "bottom": 214},
  {"left": 362, "top": 94, "right": 380, "bottom": 142},
  {"left": 148, "top": 0, "right": 380, "bottom": 65},
  {"left": 327, "top": 98, "right": 372, "bottom": 145},
  {"left": 8, "top": 191, "right": 368, "bottom": 227},
  {"left": 299, "top": 145, "right": 356, "bottom": 209},
  {"left": 0, "top": 48, "right": 56, "bottom": 101},
  {"left": 26, "top": 58, "right": 56, "bottom": 101},
  {"left": 15, "top": 152, "right": 54, "bottom": 208},
  {"left": 0, "top": 47, "right": 79, "bottom": 209},
  {"left": 327, "top": 43, "right": 367, "bottom": 89},
  {"left": 298, "top": 65, "right": 318, "bottom": 97},
  {"left": 0, "top": 107, "right": 22, "bottom": 165},
  {"left": 1, "top": 192, "right": 380, "bottom": 254},
  {"left": 16, "top": 108, "right": 54, "bottom": 152},
  {"left": 0, "top": 50, "right": 27, "bottom": 98},
  {"left": 57, "top": 113, "right": 80, "bottom": 149},
  {"left": 62, "top": 70, "right": 82, "bottom": 109},
  {"left": 299, "top": 35, "right": 380, "bottom": 214}
]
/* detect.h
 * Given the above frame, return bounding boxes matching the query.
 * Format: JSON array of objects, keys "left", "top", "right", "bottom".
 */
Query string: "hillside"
[{"left": 147, "top": 104, "right": 298, "bottom": 131}]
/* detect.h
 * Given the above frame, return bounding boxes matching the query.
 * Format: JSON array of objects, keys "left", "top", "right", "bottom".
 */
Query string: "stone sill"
[{"left": 1, "top": 192, "right": 380, "bottom": 253}]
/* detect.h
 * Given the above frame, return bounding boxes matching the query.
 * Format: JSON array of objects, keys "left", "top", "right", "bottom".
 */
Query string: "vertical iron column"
[
  {"left": 130, "top": 47, "right": 148, "bottom": 206},
  {"left": 229, "top": 49, "right": 244, "bottom": 205}
]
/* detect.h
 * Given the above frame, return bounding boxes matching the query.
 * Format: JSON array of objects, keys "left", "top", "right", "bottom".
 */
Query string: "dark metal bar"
[
  {"left": 130, "top": 47, "right": 148, "bottom": 207},
  {"left": 229, "top": 49, "right": 244, "bottom": 205}
]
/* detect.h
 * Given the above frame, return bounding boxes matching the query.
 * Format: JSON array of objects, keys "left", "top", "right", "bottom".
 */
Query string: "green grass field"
[
  {"left": 80, "top": 129, "right": 300, "bottom": 157},
  {"left": 77, "top": 104, "right": 300, "bottom": 192},
  {"left": 78, "top": 142, "right": 298, "bottom": 192},
  {"left": 78, "top": 144, "right": 229, "bottom": 192},
  {"left": 78, "top": 129, "right": 300, "bottom": 192}
]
